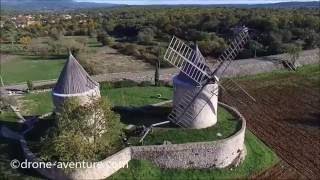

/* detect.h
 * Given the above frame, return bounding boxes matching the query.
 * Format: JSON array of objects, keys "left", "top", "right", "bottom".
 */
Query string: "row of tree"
[{"left": 1, "top": 7, "right": 319, "bottom": 60}]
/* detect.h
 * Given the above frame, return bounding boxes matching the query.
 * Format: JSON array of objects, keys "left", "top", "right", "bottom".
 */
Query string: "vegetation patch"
[
  {"left": 20, "top": 91, "right": 53, "bottom": 115},
  {"left": 1, "top": 55, "right": 65, "bottom": 85},
  {"left": 21, "top": 86, "right": 173, "bottom": 115},
  {"left": 235, "top": 64, "right": 320, "bottom": 89},
  {"left": 38, "top": 98, "right": 124, "bottom": 163},
  {"left": 101, "top": 86, "right": 173, "bottom": 107},
  {"left": 141, "top": 107, "right": 241, "bottom": 145}
]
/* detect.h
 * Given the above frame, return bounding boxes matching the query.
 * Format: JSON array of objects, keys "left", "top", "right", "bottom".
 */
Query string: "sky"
[{"left": 75, "top": 0, "right": 317, "bottom": 5}]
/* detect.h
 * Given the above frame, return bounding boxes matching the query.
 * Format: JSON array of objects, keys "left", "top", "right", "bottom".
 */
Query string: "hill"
[
  {"left": 0, "top": 1, "right": 319, "bottom": 11},
  {"left": 0, "top": 0, "right": 120, "bottom": 12}
]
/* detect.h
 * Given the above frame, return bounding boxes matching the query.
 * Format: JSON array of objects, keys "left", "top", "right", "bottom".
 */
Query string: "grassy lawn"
[
  {"left": 236, "top": 64, "right": 320, "bottom": 89},
  {"left": 143, "top": 107, "right": 241, "bottom": 145},
  {"left": 0, "top": 111, "right": 18, "bottom": 123},
  {"left": 21, "top": 86, "right": 173, "bottom": 115},
  {"left": 20, "top": 92, "right": 53, "bottom": 116},
  {"left": 110, "top": 131, "right": 279, "bottom": 180},
  {"left": 1, "top": 55, "right": 65, "bottom": 85},
  {"left": 101, "top": 86, "right": 173, "bottom": 107}
]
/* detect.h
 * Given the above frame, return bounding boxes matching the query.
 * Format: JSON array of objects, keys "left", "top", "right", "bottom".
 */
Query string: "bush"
[
  {"left": 120, "top": 44, "right": 140, "bottom": 57},
  {"left": 137, "top": 28, "right": 155, "bottom": 45},
  {"left": 113, "top": 79, "right": 139, "bottom": 88},
  {"left": 40, "top": 98, "right": 124, "bottom": 162},
  {"left": 77, "top": 54, "right": 100, "bottom": 75},
  {"left": 138, "top": 81, "right": 153, "bottom": 87},
  {"left": 97, "top": 32, "right": 114, "bottom": 46},
  {"left": 19, "top": 36, "right": 32, "bottom": 49},
  {"left": 27, "top": 80, "right": 34, "bottom": 91}
]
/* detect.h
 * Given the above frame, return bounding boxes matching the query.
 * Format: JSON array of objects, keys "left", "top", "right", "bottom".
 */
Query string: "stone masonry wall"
[
  {"left": 69, "top": 147, "right": 131, "bottom": 179},
  {"left": 130, "top": 102, "right": 246, "bottom": 169},
  {"left": 20, "top": 102, "right": 246, "bottom": 179}
]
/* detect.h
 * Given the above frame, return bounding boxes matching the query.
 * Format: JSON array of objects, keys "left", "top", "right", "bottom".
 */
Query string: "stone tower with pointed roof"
[{"left": 52, "top": 54, "right": 100, "bottom": 112}]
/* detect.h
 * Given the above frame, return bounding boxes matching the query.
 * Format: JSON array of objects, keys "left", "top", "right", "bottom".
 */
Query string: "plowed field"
[{"left": 221, "top": 65, "right": 320, "bottom": 179}]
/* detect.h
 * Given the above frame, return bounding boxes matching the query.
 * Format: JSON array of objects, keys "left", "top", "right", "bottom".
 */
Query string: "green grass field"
[
  {"left": 237, "top": 64, "right": 320, "bottom": 89},
  {"left": 101, "top": 86, "right": 173, "bottom": 107},
  {"left": 1, "top": 55, "right": 65, "bottom": 85},
  {"left": 143, "top": 107, "right": 241, "bottom": 145},
  {"left": 20, "top": 91, "right": 53, "bottom": 115},
  {"left": 0, "top": 35, "right": 103, "bottom": 85},
  {"left": 0, "top": 111, "right": 18, "bottom": 123},
  {"left": 21, "top": 86, "right": 173, "bottom": 115},
  {"left": 111, "top": 131, "right": 279, "bottom": 180}
]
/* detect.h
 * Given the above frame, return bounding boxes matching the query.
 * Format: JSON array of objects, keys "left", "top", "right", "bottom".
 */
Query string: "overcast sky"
[{"left": 75, "top": 0, "right": 317, "bottom": 5}]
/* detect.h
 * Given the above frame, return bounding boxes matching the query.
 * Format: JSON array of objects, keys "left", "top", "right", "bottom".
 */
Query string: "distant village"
[{"left": 0, "top": 13, "right": 89, "bottom": 29}]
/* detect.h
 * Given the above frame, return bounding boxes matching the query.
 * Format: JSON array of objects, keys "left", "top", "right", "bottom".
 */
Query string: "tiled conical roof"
[{"left": 53, "top": 54, "right": 99, "bottom": 95}]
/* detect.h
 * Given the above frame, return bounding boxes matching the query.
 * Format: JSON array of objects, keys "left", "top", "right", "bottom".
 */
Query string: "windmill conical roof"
[{"left": 53, "top": 54, "right": 99, "bottom": 95}]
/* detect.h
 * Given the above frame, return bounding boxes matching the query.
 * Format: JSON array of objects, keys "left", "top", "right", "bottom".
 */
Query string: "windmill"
[
  {"left": 139, "top": 27, "right": 255, "bottom": 142},
  {"left": 163, "top": 26, "right": 255, "bottom": 129}
]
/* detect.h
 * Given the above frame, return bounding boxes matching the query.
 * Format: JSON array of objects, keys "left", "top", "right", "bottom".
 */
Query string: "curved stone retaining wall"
[
  {"left": 131, "top": 102, "right": 246, "bottom": 169},
  {"left": 20, "top": 102, "right": 246, "bottom": 179},
  {"left": 69, "top": 148, "right": 131, "bottom": 179}
]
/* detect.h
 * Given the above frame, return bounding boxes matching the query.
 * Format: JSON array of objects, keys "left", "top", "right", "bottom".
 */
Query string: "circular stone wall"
[
  {"left": 20, "top": 102, "right": 246, "bottom": 180},
  {"left": 131, "top": 102, "right": 246, "bottom": 169}
]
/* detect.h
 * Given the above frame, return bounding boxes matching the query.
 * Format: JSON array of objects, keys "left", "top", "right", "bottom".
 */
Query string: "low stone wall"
[
  {"left": 19, "top": 138, "right": 67, "bottom": 179},
  {"left": 19, "top": 102, "right": 246, "bottom": 179},
  {"left": 69, "top": 148, "right": 131, "bottom": 179},
  {"left": 131, "top": 102, "right": 246, "bottom": 169}
]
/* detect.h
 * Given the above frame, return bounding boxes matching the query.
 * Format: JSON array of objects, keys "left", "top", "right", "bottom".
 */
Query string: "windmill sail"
[
  {"left": 211, "top": 27, "right": 250, "bottom": 77},
  {"left": 220, "top": 78, "right": 256, "bottom": 105},
  {"left": 164, "top": 27, "right": 254, "bottom": 128},
  {"left": 164, "top": 36, "right": 211, "bottom": 85}
]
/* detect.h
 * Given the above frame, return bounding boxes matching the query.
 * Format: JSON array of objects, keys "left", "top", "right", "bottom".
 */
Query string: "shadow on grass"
[
  {"left": 113, "top": 105, "right": 176, "bottom": 127},
  {"left": 24, "top": 116, "right": 56, "bottom": 142},
  {"left": 0, "top": 117, "right": 53, "bottom": 179}
]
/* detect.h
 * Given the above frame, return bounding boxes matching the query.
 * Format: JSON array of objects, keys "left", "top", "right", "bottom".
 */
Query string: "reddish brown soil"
[
  {"left": 221, "top": 78, "right": 320, "bottom": 179},
  {"left": 252, "top": 161, "right": 306, "bottom": 179}
]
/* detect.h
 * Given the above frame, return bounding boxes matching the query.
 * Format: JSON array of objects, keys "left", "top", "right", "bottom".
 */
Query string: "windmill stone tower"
[
  {"left": 164, "top": 27, "right": 253, "bottom": 129},
  {"left": 52, "top": 53, "right": 100, "bottom": 112},
  {"left": 172, "top": 45, "right": 219, "bottom": 129}
]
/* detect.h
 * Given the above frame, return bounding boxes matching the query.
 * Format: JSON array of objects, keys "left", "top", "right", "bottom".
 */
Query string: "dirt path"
[
  {"left": 222, "top": 76, "right": 320, "bottom": 179},
  {"left": 85, "top": 47, "right": 153, "bottom": 73}
]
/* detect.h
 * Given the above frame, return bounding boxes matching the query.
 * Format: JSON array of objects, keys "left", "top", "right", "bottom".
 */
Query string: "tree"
[
  {"left": 19, "top": 36, "right": 32, "bottom": 49},
  {"left": 155, "top": 47, "right": 164, "bottom": 86},
  {"left": 137, "top": 28, "right": 154, "bottom": 45},
  {"left": 26, "top": 80, "right": 34, "bottom": 92},
  {"left": 249, "top": 40, "right": 263, "bottom": 58},
  {"left": 285, "top": 44, "right": 302, "bottom": 65},
  {"left": 40, "top": 98, "right": 124, "bottom": 162},
  {"left": 97, "top": 32, "right": 113, "bottom": 46},
  {"left": 49, "top": 28, "right": 63, "bottom": 40}
]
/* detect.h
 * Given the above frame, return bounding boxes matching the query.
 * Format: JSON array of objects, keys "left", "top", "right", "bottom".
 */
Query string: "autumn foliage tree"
[{"left": 40, "top": 98, "right": 124, "bottom": 162}]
